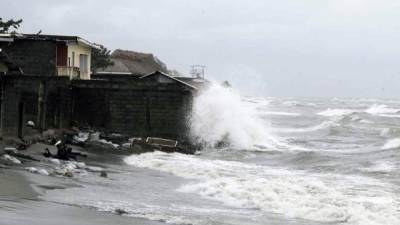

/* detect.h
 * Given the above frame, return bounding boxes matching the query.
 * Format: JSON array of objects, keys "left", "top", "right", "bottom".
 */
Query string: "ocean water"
[{"left": 43, "top": 84, "right": 400, "bottom": 225}]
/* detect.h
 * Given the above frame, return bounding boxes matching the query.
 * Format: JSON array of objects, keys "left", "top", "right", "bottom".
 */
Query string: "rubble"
[{"left": 1, "top": 154, "right": 21, "bottom": 164}]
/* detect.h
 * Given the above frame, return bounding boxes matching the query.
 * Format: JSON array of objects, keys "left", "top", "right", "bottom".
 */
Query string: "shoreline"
[{"left": 0, "top": 143, "right": 167, "bottom": 225}]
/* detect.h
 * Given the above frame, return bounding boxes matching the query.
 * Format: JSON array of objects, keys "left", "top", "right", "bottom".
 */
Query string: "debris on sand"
[{"left": 1, "top": 154, "right": 21, "bottom": 164}]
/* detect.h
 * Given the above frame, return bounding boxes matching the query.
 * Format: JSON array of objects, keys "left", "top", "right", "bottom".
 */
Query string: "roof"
[
  {"left": 174, "top": 77, "right": 209, "bottom": 89},
  {"left": 140, "top": 71, "right": 198, "bottom": 90},
  {"left": 0, "top": 33, "right": 99, "bottom": 49},
  {"left": 98, "top": 49, "right": 169, "bottom": 75}
]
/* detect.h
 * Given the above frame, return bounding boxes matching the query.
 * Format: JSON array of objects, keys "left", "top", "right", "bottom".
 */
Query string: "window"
[{"left": 79, "top": 54, "right": 88, "bottom": 73}]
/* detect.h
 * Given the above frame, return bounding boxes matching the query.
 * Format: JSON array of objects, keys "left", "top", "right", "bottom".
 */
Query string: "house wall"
[
  {"left": 0, "top": 39, "right": 57, "bottom": 75},
  {"left": 67, "top": 44, "right": 91, "bottom": 80}
]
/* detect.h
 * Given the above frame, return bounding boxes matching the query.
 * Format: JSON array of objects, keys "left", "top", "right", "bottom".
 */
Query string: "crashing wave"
[
  {"left": 125, "top": 151, "right": 400, "bottom": 225},
  {"left": 381, "top": 138, "right": 400, "bottom": 150},
  {"left": 189, "top": 83, "right": 299, "bottom": 150},
  {"left": 365, "top": 104, "right": 399, "bottom": 115},
  {"left": 317, "top": 108, "right": 355, "bottom": 117}
]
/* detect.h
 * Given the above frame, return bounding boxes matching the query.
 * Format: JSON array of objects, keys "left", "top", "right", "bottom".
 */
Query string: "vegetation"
[
  {"left": 91, "top": 44, "right": 114, "bottom": 72},
  {"left": 0, "top": 17, "right": 23, "bottom": 34},
  {"left": 221, "top": 80, "right": 231, "bottom": 88}
]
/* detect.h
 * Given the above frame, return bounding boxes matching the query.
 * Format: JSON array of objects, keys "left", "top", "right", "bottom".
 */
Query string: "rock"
[
  {"left": 37, "top": 169, "right": 49, "bottom": 176},
  {"left": 90, "top": 132, "right": 100, "bottom": 141},
  {"left": 75, "top": 162, "right": 86, "bottom": 169},
  {"left": 2, "top": 154, "right": 21, "bottom": 164},
  {"left": 47, "top": 158, "right": 61, "bottom": 165},
  {"left": 100, "top": 171, "right": 108, "bottom": 178},
  {"left": 121, "top": 143, "right": 131, "bottom": 148},
  {"left": 26, "top": 167, "right": 38, "bottom": 173},
  {"left": 26, "top": 121, "right": 35, "bottom": 127},
  {"left": 115, "top": 208, "right": 128, "bottom": 215},
  {"left": 72, "top": 132, "right": 89, "bottom": 144},
  {"left": 64, "top": 171, "right": 74, "bottom": 177},
  {"left": 63, "top": 162, "right": 77, "bottom": 172},
  {"left": 26, "top": 167, "right": 49, "bottom": 176}
]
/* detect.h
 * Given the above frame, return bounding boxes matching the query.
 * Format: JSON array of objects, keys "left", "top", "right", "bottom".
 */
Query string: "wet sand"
[{"left": 0, "top": 145, "right": 166, "bottom": 225}]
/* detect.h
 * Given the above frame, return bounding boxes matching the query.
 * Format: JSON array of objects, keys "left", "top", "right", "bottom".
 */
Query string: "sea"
[{"left": 43, "top": 83, "right": 400, "bottom": 225}]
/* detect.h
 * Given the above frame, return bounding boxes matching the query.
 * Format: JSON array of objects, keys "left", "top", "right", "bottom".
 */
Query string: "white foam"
[
  {"left": 377, "top": 114, "right": 400, "bottom": 118},
  {"left": 380, "top": 128, "right": 391, "bottom": 137},
  {"left": 365, "top": 104, "right": 399, "bottom": 115},
  {"left": 260, "top": 111, "right": 301, "bottom": 116},
  {"left": 124, "top": 152, "right": 400, "bottom": 225},
  {"left": 189, "top": 83, "right": 295, "bottom": 150},
  {"left": 274, "top": 121, "right": 336, "bottom": 133},
  {"left": 317, "top": 108, "right": 355, "bottom": 117},
  {"left": 361, "top": 161, "right": 396, "bottom": 173},
  {"left": 381, "top": 138, "right": 400, "bottom": 150}
]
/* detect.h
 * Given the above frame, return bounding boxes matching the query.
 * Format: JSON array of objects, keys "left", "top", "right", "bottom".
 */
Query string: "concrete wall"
[
  {"left": 72, "top": 79, "right": 194, "bottom": 139},
  {"left": 0, "top": 74, "right": 195, "bottom": 140},
  {"left": 0, "top": 39, "right": 57, "bottom": 75},
  {"left": 0, "top": 76, "right": 71, "bottom": 137}
]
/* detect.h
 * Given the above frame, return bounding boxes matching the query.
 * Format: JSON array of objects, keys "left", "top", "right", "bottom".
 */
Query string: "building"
[
  {"left": 96, "top": 49, "right": 169, "bottom": 75},
  {"left": 0, "top": 71, "right": 198, "bottom": 140},
  {"left": 0, "top": 33, "right": 98, "bottom": 79},
  {"left": 0, "top": 33, "right": 203, "bottom": 141}
]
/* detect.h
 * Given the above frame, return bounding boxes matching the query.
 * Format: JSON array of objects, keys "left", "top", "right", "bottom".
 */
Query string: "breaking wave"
[
  {"left": 381, "top": 138, "right": 400, "bottom": 150},
  {"left": 125, "top": 151, "right": 400, "bottom": 225},
  {"left": 189, "top": 83, "right": 295, "bottom": 150},
  {"left": 317, "top": 108, "right": 355, "bottom": 117},
  {"left": 365, "top": 104, "right": 399, "bottom": 115}
]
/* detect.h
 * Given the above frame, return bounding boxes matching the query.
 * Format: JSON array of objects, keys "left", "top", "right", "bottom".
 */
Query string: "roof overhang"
[{"left": 140, "top": 71, "right": 198, "bottom": 90}]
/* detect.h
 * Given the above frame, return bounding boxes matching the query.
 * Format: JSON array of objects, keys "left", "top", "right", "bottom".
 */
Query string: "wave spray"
[{"left": 189, "top": 83, "right": 286, "bottom": 150}]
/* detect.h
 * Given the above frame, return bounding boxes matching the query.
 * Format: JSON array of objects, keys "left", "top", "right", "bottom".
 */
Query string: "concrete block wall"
[
  {"left": 0, "top": 39, "right": 57, "bottom": 75},
  {"left": 0, "top": 75, "right": 195, "bottom": 140},
  {"left": 0, "top": 76, "right": 71, "bottom": 137},
  {"left": 72, "top": 80, "right": 194, "bottom": 139}
]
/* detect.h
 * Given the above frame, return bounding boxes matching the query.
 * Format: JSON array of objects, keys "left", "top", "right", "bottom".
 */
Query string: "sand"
[{"left": 0, "top": 143, "right": 166, "bottom": 225}]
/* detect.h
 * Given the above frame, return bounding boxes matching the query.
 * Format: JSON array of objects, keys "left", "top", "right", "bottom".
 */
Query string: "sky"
[{"left": 2, "top": 0, "right": 400, "bottom": 98}]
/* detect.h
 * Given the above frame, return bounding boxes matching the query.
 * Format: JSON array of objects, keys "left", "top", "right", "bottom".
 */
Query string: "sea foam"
[
  {"left": 124, "top": 151, "right": 400, "bottom": 225},
  {"left": 381, "top": 138, "right": 400, "bottom": 150},
  {"left": 317, "top": 108, "right": 355, "bottom": 117},
  {"left": 365, "top": 104, "right": 399, "bottom": 115}
]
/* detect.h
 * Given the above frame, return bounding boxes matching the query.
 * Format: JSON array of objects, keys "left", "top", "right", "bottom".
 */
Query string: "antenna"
[{"left": 190, "top": 65, "right": 206, "bottom": 79}]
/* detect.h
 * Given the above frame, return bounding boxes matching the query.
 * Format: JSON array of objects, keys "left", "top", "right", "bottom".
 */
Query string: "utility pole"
[{"left": 190, "top": 65, "right": 206, "bottom": 79}]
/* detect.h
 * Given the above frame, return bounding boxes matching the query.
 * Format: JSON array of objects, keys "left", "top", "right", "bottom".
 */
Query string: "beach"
[{"left": 0, "top": 144, "right": 166, "bottom": 225}]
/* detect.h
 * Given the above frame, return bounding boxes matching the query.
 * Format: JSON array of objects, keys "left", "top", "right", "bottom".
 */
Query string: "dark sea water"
[{"left": 43, "top": 85, "right": 400, "bottom": 225}]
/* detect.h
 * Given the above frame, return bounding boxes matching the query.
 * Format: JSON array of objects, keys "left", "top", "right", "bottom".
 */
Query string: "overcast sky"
[{"left": 3, "top": 0, "right": 400, "bottom": 98}]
